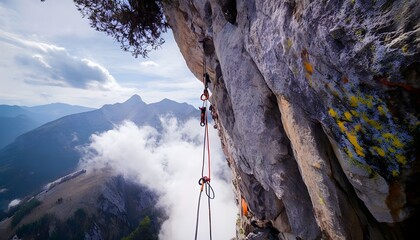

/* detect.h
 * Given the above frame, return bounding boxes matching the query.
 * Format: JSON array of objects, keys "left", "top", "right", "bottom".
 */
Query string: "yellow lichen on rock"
[
  {"left": 371, "top": 146, "right": 386, "bottom": 157},
  {"left": 351, "top": 110, "right": 360, "bottom": 117},
  {"left": 328, "top": 108, "right": 338, "bottom": 118},
  {"left": 346, "top": 131, "right": 365, "bottom": 157},
  {"left": 364, "top": 117, "right": 382, "bottom": 130},
  {"left": 344, "top": 111, "right": 352, "bottom": 121},
  {"left": 338, "top": 121, "right": 347, "bottom": 133},
  {"left": 327, "top": 87, "right": 413, "bottom": 180},
  {"left": 395, "top": 154, "right": 407, "bottom": 165},
  {"left": 349, "top": 95, "right": 359, "bottom": 107},
  {"left": 383, "top": 133, "right": 405, "bottom": 148},
  {"left": 377, "top": 105, "right": 387, "bottom": 115},
  {"left": 401, "top": 44, "right": 409, "bottom": 53}
]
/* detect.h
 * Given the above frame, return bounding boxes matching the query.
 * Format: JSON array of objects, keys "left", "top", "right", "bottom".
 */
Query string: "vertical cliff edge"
[{"left": 163, "top": 1, "right": 419, "bottom": 239}]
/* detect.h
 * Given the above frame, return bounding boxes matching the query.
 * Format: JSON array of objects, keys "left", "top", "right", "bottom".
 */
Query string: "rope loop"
[
  {"left": 198, "top": 176, "right": 215, "bottom": 200},
  {"left": 204, "top": 181, "right": 215, "bottom": 200}
]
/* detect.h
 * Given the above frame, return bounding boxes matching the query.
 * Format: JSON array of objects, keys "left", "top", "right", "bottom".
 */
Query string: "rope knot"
[{"left": 199, "top": 176, "right": 211, "bottom": 185}]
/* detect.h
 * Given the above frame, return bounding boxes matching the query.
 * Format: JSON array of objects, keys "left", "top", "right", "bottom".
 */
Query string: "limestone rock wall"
[{"left": 164, "top": 1, "right": 419, "bottom": 239}]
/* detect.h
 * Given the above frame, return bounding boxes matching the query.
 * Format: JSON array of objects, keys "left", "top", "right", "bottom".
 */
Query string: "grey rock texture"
[{"left": 164, "top": 0, "right": 419, "bottom": 239}]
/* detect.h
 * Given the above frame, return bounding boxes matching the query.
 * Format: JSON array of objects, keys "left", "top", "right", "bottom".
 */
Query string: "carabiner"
[
  {"left": 199, "top": 107, "right": 206, "bottom": 127},
  {"left": 200, "top": 89, "right": 209, "bottom": 101}
]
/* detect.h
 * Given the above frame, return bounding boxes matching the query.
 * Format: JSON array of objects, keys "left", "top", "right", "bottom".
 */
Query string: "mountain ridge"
[
  {"left": 0, "top": 95, "right": 197, "bottom": 211},
  {"left": 0, "top": 103, "right": 95, "bottom": 150}
]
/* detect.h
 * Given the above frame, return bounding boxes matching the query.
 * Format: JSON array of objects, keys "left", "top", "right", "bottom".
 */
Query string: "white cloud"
[
  {"left": 140, "top": 60, "right": 159, "bottom": 67},
  {"left": 79, "top": 118, "right": 237, "bottom": 240},
  {"left": 0, "top": 31, "right": 120, "bottom": 90},
  {"left": 32, "top": 54, "right": 52, "bottom": 68},
  {"left": 8, "top": 199, "right": 21, "bottom": 210},
  {"left": 71, "top": 132, "right": 79, "bottom": 143}
]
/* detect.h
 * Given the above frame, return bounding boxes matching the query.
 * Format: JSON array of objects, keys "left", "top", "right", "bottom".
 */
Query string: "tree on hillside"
[{"left": 42, "top": 0, "right": 168, "bottom": 58}]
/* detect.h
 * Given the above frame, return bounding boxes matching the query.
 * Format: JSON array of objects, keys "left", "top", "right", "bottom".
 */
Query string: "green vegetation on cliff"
[
  {"left": 122, "top": 216, "right": 158, "bottom": 240},
  {"left": 11, "top": 199, "right": 41, "bottom": 227}
]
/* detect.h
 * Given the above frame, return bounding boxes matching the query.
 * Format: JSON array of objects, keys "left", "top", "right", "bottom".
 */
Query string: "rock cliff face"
[{"left": 163, "top": 0, "right": 419, "bottom": 239}]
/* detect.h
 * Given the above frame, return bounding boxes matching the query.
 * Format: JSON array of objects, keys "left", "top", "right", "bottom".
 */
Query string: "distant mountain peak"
[
  {"left": 160, "top": 98, "right": 175, "bottom": 103},
  {"left": 124, "top": 94, "right": 144, "bottom": 104}
]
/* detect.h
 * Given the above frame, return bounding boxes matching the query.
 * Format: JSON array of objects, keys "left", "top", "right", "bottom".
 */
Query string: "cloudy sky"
[{"left": 0, "top": 0, "right": 203, "bottom": 108}]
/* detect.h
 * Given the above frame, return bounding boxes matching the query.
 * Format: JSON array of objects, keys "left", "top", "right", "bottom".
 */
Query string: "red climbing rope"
[{"left": 194, "top": 39, "right": 215, "bottom": 240}]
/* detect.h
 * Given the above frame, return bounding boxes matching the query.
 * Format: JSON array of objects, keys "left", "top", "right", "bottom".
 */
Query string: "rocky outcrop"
[
  {"left": 164, "top": 0, "right": 419, "bottom": 239},
  {"left": 0, "top": 170, "right": 162, "bottom": 239}
]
